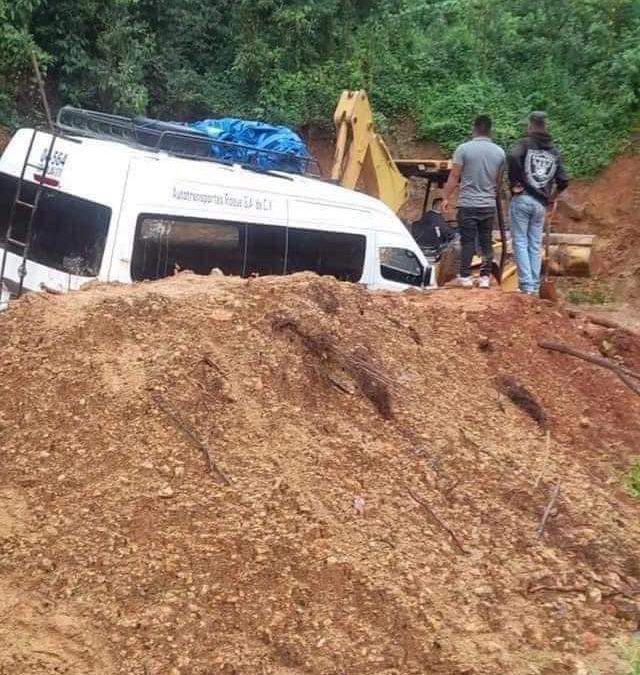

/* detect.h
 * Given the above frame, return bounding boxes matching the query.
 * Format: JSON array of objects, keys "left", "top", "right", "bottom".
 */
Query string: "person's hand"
[{"left": 512, "top": 185, "right": 524, "bottom": 194}]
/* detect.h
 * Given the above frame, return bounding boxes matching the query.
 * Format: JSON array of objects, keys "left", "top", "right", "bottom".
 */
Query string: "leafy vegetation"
[
  {"left": 566, "top": 282, "right": 614, "bottom": 305},
  {"left": 623, "top": 638, "right": 640, "bottom": 675},
  {"left": 1, "top": 0, "right": 639, "bottom": 175},
  {"left": 625, "top": 460, "right": 640, "bottom": 499}
]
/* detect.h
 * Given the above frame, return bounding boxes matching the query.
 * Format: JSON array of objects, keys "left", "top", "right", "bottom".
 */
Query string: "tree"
[{"left": 0, "top": 0, "right": 638, "bottom": 174}]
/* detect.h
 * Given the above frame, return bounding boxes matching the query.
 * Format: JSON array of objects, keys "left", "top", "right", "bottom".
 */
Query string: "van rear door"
[
  {"left": 0, "top": 172, "right": 112, "bottom": 293},
  {"left": 0, "top": 130, "right": 124, "bottom": 294}
]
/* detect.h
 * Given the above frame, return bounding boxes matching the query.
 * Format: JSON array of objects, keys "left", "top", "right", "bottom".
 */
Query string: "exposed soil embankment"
[{"left": 1, "top": 273, "right": 639, "bottom": 674}]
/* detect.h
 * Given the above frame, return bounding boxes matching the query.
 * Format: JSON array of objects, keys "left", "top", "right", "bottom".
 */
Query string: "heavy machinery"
[
  {"left": 331, "top": 90, "right": 411, "bottom": 214},
  {"left": 331, "top": 89, "right": 593, "bottom": 289},
  {"left": 331, "top": 90, "right": 453, "bottom": 218}
]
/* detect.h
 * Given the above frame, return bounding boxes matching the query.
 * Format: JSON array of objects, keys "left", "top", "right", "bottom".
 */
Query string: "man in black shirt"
[
  {"left": 412, "top": 198, "right": 456, "bottom": 254},
  {"left": 507, "top": 112, "right": 569, "bottom": 294}
]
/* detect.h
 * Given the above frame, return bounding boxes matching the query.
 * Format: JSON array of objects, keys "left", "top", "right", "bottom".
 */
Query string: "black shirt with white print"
[{"left": 507, "top": 132, "right": 569, "bottom": 206}]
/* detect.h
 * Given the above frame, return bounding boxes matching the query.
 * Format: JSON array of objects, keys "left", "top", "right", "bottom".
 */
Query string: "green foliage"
[
  {"left": 34, "top": 0, "right": 152, "bottom": 114},
  {"left": 624, "top": 638, "right": 640, "bottom": 675},
  {"left": 0, "top": 0, "right": 639, "bottom": 175},
  {"left": 416, "top": 78, "right": 526, "bottom": 153},
  {"left": 409, "top": 0, "right": 640, "bottom": 174},
  {"left": 0, "top": 0, "right": 43, "bottom": 123},
  {"left": 566, "top": 282, "right": 614, "bottom": 305},
  {"left": 625, "top": 460, "right": 640, "bottom": 500}
]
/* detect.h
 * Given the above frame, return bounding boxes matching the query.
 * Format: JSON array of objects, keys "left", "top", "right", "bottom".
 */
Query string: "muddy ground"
[{"left": 1, "top": 273, "right": 639, "bottom": 674}]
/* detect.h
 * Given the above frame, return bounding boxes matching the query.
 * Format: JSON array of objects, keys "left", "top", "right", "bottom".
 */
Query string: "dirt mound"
[
  {"left": 1, "top": 274, "right": 640, "bottom": 674},
  {"left": 0, "top": 578, "right": 115, "bottom": 674}
]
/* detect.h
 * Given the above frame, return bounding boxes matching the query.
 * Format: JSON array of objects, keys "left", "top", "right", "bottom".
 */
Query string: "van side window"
[
  {"left": 131, "top": 215, "right": 366, "bottom": 283},
  {"left": 379, "top": 247, "right": 424, "bottom": 286},
  {"left": 287, "top": 228, "right": 365, "bottom": 282},
  {"left": 245, "top": 223, "right": 286, "bottom": 276},
  {"left": 131, "top": 216, "right": 245, "bottom": 280}
]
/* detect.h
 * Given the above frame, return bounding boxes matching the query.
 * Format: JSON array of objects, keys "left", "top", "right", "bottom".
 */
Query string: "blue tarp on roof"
[{"left": 187, "top": 118, "right": 312, "bottom": 174}]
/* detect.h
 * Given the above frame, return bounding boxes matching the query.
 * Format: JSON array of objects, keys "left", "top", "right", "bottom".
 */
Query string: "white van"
[{"left": 0, "top": 108, "right": 433, "bottom": 306}]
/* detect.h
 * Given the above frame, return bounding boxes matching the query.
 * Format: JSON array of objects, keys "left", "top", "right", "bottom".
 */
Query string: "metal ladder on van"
[{"left": 0, "top": 130, "right": 58, "bottom": 302}]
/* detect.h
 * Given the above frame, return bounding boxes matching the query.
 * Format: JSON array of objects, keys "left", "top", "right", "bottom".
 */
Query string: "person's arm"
[
  {"left": 507, "top": 141, "right": 526, "bottom": 194},
  {"left": 555, "top": 154, "right": 569, "bottom": 195},
  {"left": 442, "top": 162, "right": 462, "bottom": 214},
  {"left": 547, "top": 153, "right": 570, "bottom": 211},
  {"left": 497, "top": 154, "right": 505, "bottom": 194},
  {"left": 442, "top": 144, "right": 465, "bottom": 214}
]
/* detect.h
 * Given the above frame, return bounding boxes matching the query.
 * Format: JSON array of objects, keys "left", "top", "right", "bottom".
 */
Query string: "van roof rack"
[{"left": 55, "top": 106, "right": 321, "bottom": 177}]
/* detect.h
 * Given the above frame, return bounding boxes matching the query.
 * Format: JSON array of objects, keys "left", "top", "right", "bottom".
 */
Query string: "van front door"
[{"left": 372, "top": 232, "right": 429, "bottom": 291}]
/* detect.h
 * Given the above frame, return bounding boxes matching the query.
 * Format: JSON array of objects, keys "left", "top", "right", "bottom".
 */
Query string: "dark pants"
[{"left": 457, "top": 207, "right": 495, "bottom": 277}]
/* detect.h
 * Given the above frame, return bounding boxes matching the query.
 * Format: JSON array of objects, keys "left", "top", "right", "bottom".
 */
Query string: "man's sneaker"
[
  {"left": 456, "top": 276, "right": 474, "bottom": 288},
  {"left": 478, "top": 276, "right": 491, "bottom": 289}
]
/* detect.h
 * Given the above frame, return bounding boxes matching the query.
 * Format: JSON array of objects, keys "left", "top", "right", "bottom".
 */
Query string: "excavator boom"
[{"left": 331, "top": 90, "right": 408, "bottom": 213}]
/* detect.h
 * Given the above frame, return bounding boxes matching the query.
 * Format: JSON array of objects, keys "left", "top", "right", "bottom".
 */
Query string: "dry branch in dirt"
[
  {"left": 407, "top": 488, "right": 469, "bottom": 555},
  {"left": 539, "top": 339, "right": 640, "bottom": 396},
  {"left": 583, "top": 313, "right": 640, "bottom": 337},
  {"left": 537, "top": 480, "right": 562, "bottom": 539},
  {"left": 497, "top": 375, "right": 548, "bottom": 427},
  {"left": 271, "top": 311, "right": 397, "bottom": 418},
  {"left": 154, "top": 396, "right": 231, "bottom": 485}
]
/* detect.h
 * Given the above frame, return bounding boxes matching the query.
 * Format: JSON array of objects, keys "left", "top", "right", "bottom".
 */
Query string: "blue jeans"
[{"left": 510, "top": 194, "right": 546, "bottom": 293}]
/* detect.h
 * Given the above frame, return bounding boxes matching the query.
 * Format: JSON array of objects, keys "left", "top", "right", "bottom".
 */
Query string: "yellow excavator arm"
[{"left": 331, "top": 90, "right": 409, "bottom": 213}]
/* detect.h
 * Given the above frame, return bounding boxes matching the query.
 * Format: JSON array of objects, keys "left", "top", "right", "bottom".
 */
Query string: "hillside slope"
[
  {"left": 558, "top": 151, "right": 640, "bottom": 306},
  {"left": 1, "top": 274, "right": 639, "bottom": 674}
]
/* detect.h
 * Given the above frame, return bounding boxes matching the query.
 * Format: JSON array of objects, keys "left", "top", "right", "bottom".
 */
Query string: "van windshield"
[{"left": 0, "top": 172, "right": 111, "bottom": 277}]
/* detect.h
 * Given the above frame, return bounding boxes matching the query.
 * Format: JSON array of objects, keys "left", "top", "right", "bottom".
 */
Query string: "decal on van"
[
  {"left": 170, "top": 184, "right": 286, "bottom": 220},
  {"left": 38, "top": 147, "right": 68, "bottom": 179}
]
